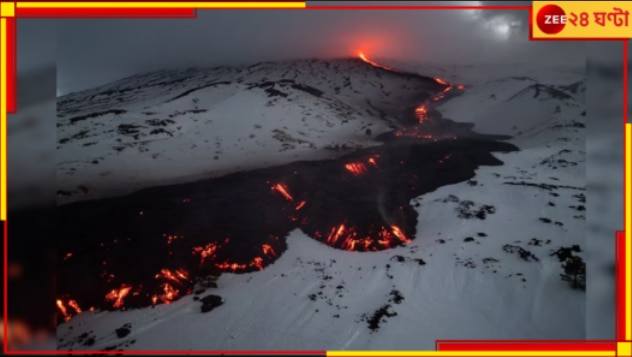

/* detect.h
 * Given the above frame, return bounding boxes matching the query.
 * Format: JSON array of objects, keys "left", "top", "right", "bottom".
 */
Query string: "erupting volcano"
[{"left": 56, "top": 55, "right": 518, "bottom": 325}]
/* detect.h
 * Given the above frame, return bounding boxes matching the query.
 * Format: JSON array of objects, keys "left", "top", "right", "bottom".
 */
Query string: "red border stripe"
[
  {"left": 2, "top": 220, "right": 7, "bottom": 354},
  {"left": 305, "top": 5, "right": 531, "bottom": 10},
  {"left": 437, "top": 342, "right": 617, "bottom": 352},
  {"left": 616, "top": 231, "right": 627, "bottom": 340},
  {"left": 5, "top": 350, "right": 325, "bottom": 355},
  {"left": 5, "top": 18, "right": 15, "bottom": 113},
  {"left": 16, "top": 8, "right": 197, "bottom": 18}
]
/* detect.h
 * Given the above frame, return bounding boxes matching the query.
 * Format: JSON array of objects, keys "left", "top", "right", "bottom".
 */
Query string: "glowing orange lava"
[
  {"left": 434, "top": 77, "right": 449, "bottom": 85},
  {"left": 321, "top": 224, "right": 411, "bottom": 252},
  {"left": 176, "top": 269, "right": 189, "bottom": 281},
  {"left": 105, "top": 285, "right": 132, "bottom": 309},
  {"left": 157, "top": 283, "right": 178, "bottom": 304},
  {"left": 345, "top": 162, "right": 368, "bottom": 176},
  {"left": 327, "top": 224, "right": 347, "bottom": 245},
  {"left": 295, "top": 201, "right": 306, "bottom": 211},
  {"left": 193, "top": 242, "right": 219, "bottom": 266},
  {"left": 215, "top": 261, "right": 248, "bottom": 272},
  {"left": 252, "top": 257, "right": 264, "bottom": 271},
  {"left": 56, "top": 300, "right": 71, "bottom": 322},
  {"left": 165, "top": 234, "right": 183, "bottom": 245},
  {"left": 415, "top": 105, "right": 429, "bottom": 123},
  {"left": 155, "top": 268, "right": 190, "bottom": 285},
  {"left": 457, "top": 84, "right": 465, "bottom": 90},
  {"left": 68, "top": 300, "right": 82, "bottom": 314},
  {"left": 368, "top": 157, "right": 378, "bottom": 167},
  {"left": 262, "top": 244, "right": 277, "bottom": 257},
  {"left": 390, "top": 225, "right": 411, "bottom": 243},
  {"left": 272, "top": 183, "right": 294, "bottom": 201},
  {"left": 357, "top": 52, "right": 394, "bottom": 71}
]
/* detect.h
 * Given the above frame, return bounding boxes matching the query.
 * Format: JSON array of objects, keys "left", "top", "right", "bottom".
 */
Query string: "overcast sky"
[{"left": 19, "top": 1, "right": 588, "bottom": 95}]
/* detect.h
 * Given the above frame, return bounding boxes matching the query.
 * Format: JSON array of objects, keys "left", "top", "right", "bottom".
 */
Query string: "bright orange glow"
[
  {"left": 155, "top": 268, "right": 190, "bottom": 285},
  {"left": 272, "top": 183, "right": 294, "bottom": 201},
  {"left": 367, "top": 157, "right": 378, "bottom": 167},
  {"left": 215, "top": 261, "right": 248, "bottom": 272},
  {"left": 415, "top": 105, "right": 429, "bottom": 123},
  {"left": 165, "top": 234, "right": 183, "bottom": 245},
  {"left": 322, "top": 223, "right": 412, "bottom": 251},
  {"left": 56, "top": 300, "right": 71, "bottom": 322},
  {"left": 157, "top": 283, "right": 178, "bottom": 304},
  {"left": 176, "top": 269, "right": 189, "bottom": 281},
  {"left": 357, "top": 52, "right": 394, "bottom": 71},
  {"left": 295, "top": 200, "right": 306, "bottom": 211},
  {"left": 68, "top": 300, "right": 82, "bottom": 314},
  {"left": 252, "top": 257, "right": 264, "bottom": 271},
  {"left": 327, "top": 224, "right": 347, "bottom": 245},
  {"left": 105, "top": 285, "right": 132, "bottom": 308},
  {"left": 457, "top": 84, "right": 465, "bottom": 90},
  {"left": 193, "top": 242, "right": 219, "bottom": 266},
  {"left": 390, "top": 225, "right": 411, "bottom": 243},
  {"left": 345, "top": 162, "right": 368, "bottom": 176},
  {"left": 434, "top": 77, "right": 449, "bottom": 85},
  {"left": 262, "top": 244, "right": 277, "bottom": 257}
]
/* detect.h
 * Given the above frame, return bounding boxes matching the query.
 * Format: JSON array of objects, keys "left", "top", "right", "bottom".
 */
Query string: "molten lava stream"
[
  {"left": 345, "top": 162, "right": 368, "bottom": 176},
  {"left": 105, "top": 285, "right": 132, "bottom": 309},
  {"left": 322, "top": 224, "right": 412, "bottom": 252},
  {"left": 272, "top": 183, "right": 294, "bottom": 201},
  {"left": 357, "top": 52, "right": 395, "bottom": 71},
  {"left": 433, "top": 77, "right": 449, "bottom": 85}
]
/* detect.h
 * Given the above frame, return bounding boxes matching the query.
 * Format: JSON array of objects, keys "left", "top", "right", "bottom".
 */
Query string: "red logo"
[{"left": 536, "top": 4, "right": 567, "bottom": 34}]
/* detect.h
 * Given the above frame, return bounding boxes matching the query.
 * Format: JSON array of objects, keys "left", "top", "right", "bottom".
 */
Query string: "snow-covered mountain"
[
  {"left": 57, "top": 58, "right": 443, "bottom": 205},
  {"left": 55, "top": 58, "right": 586, "bottom": 351}
]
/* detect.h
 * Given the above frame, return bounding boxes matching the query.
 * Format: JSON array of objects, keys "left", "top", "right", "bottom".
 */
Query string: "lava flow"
[
  {"left": 272, "top": 183, "right": 294, "bottom": 201},
  {"left": 105, "top": 285, "right": 132, "bottom": 309},
  {"left": 56, "top": 299, "right": 82, "bottom": 322},
  {"left": 345, "top": 155, "right": 381, "bottom": 175},
  {"left": 345, "top": 162, "right": 368, "bottom": 176},
  {"left": 153, "top": 283, "right": 179, "bottom": 305},
  {"left": 57, "top": 55, "right": 517, "bottom": 322},
  {"left": 433, "top": 77, "right": 448, "bottom": 85},
  {"left": 322, "top": 224, "right": 410, "bottom": 252},
  {"left": 155, "top": 268, "right": 190, "bottom": 284},
  {"left": 193, "top": 242, "right": 219, "bottom": 266},
  {"left": 358, "top": 52, "right": 395, "bottom": 71}
]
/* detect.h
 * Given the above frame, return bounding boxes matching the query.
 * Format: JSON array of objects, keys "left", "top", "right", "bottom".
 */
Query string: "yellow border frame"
[{"left": 0, "top": 2, "right": 630, "bottom": 357}]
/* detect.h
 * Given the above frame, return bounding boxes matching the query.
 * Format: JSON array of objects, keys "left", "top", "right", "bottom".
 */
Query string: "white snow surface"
[
  {"left": 56, "top": 59, "right": 586, "bottom": 351},
  {"left": 57, "top": 58, "right": 432, "bottom": 205}
]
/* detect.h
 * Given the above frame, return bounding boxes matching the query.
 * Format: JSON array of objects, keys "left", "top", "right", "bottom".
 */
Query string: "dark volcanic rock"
[
  {"left": 115, "top": 323, "right": 132, "bottom": 338},
  {"left": 200, "top": 294, "right": 224, "bottom": 313}
]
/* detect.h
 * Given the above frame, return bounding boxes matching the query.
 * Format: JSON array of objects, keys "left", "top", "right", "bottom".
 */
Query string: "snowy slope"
[
  {"left": 55, "top": 60, "right": 586, "bottom": 351},
  {"left": 57, "top": 59, "right": 440, "bottom": 205}
]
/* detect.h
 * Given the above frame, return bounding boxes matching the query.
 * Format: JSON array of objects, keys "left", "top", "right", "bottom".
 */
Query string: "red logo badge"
[{"left": 536, "top": 4, "right": 567, "bottom": 34}]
